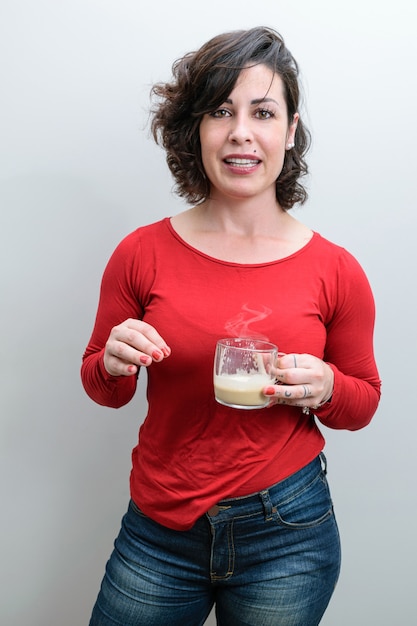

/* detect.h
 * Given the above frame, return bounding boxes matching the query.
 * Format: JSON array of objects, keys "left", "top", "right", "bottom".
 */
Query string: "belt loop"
[
  {"left": 319, "top": 452, "right": 327, "bottom": 474},
  {"left": 259, "top": 489, "right": 274, "bottom": 521}
]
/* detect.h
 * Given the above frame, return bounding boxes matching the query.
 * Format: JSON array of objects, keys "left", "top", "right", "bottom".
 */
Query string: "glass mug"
[{"left": 213, "top": 338, "right": 278, "bottom": 409}]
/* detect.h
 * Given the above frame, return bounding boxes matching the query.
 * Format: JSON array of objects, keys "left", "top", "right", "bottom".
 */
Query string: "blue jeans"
[{"left": 89, "top": 455, "right": 341, "bottom": 625}]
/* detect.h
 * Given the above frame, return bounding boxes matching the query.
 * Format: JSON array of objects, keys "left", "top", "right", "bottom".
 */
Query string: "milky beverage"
[
  {"left": 214, "top": 338, "right": 277, "bottom": 409},
  {"left": 214, "top": 372, "right": 271, "bottom": 408}
]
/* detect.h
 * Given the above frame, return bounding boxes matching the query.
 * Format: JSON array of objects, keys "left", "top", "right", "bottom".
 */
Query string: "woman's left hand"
[{"left": 263, "top": 353, "right": 334, "bottom": 410}]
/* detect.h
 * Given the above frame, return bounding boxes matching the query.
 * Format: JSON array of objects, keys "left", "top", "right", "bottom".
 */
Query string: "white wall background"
[{"left": 1, "top": 1, "right": 416, "bottom": 624}]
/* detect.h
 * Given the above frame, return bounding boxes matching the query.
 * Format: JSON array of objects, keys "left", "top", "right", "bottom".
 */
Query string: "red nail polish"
[
  {"left": 128, "top": 365, "right": 136, "bottom": 373},
  {"left": 161, "top": 347, "right": 170, "bottom": 357},
  {"left": 139, "top": 356, "right": 149, "bottom": 365},
  {"left": 264, "top": 387, "right": 276, "bottom": 396},
  {"left": 152, "top": 350, "right": 162, "bottom": 360}
]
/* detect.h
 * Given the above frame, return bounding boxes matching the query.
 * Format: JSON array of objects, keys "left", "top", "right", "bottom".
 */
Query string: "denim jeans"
[{"left": 89, "top": 455, "right": 341, "bottom": 626}]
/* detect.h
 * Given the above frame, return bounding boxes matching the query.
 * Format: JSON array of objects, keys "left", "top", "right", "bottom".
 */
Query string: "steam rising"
[{"left": 224, "top": 304, "right": 272, "bottom": 340}]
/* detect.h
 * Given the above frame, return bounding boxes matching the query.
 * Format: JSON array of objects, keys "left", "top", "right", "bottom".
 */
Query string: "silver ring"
[{"left": 302, "top": 406, "right": 310, "bottom": 415}]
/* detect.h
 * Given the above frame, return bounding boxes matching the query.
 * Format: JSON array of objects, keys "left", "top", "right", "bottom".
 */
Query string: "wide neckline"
[{"left": 164, "top": 217, "right": 318, "bottom": 268}]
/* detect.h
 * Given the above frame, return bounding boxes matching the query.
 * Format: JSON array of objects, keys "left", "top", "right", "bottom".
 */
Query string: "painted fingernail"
[
  {"left": 139, "top": 356, "right": 149, "bottom": 365},
  {"left": 128, "top": 365, "right": 137, "bottom": 373},
  {"left": 264, "top": 387, "right": 276, "bottom": 396},
  {"left": 161, "top": 347, "right": 171, "bottom": 357},
  {"left": 152, "top": 350, "right": 163, "bottom": 360}
]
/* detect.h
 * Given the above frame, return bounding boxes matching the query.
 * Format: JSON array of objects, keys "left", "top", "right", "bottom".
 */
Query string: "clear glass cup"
[{"left": 213, "top": 338, "right": 278, "bottom": 409}]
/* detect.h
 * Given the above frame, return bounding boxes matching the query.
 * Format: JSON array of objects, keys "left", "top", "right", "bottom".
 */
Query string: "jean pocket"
[{"left": 273, "top": 472, "right": 334, "bottom": 529}]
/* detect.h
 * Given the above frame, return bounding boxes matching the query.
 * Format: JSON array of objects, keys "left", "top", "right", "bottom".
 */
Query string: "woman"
[{"left": 82, "top": 26, "right": 381, "bottom": 625}]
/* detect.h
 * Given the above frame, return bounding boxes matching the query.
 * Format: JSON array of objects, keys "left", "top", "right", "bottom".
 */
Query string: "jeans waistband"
[{"left": 207, "top": 454, "right": 326, "bottom": 518}]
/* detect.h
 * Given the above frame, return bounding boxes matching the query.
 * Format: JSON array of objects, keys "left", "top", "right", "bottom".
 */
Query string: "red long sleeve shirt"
[{"left": 81, "top": 218, "right": 381, "bottom": 530}]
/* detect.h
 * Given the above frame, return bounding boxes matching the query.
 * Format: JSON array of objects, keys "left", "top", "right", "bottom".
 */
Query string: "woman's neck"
[{"left": 170, "top": 201, "right": 313, "bottom": 264}]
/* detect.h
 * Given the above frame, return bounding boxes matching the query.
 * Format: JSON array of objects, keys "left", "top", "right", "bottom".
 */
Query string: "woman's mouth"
[{"left": 224, "top": 157, "right": 261, "bottom": 167}]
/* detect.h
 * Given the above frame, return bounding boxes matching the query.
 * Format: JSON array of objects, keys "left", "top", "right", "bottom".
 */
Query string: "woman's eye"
[
  {"left": 210, "top": 108, "right": 231, "bottom": 118},
  {"left": 256, "top": 108, "right": 274, "bottom": 120}
]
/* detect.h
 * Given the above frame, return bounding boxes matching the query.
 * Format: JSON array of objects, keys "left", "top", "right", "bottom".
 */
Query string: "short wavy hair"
[{"left": 150, "top": 26, "right": 311, "bottom": 210}]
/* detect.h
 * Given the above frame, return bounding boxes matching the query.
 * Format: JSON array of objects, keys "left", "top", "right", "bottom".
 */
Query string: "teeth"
[{"left": 225, "top": 158, "right": 259, "bottom": 166}]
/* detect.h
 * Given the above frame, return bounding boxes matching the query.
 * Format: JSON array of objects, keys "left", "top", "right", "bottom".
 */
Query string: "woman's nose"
[{"left": 228, "top": 116, "right": 253, "bottom": 144}]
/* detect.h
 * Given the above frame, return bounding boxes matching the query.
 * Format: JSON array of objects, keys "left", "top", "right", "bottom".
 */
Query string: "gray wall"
[{"left": 1, "top": 1, "right": 415, "bottom": 624}]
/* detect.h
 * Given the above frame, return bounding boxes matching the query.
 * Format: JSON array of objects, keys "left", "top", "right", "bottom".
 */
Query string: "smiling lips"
[{"left": 224, "top": 156, "right": 261, "bottom": 171}]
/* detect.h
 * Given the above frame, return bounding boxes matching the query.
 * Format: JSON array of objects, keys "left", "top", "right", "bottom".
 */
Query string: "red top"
[{"left": 81, "top": 218, "right": 381, "bottom": 530}]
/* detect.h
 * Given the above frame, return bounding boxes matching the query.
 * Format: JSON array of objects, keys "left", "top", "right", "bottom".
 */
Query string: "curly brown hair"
[{"left": 150, "top": 26, "right": 310, "bottom": 210}]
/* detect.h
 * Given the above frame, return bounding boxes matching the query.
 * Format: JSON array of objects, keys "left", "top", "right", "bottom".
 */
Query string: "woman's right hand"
[{"left": 103, "top": 318, "right": 171, "bottom": 377}]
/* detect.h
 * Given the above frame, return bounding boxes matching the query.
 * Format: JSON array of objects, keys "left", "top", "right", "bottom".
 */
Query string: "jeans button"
[{"left": 207, "top": 505, "right": 220, "bottom": 516}]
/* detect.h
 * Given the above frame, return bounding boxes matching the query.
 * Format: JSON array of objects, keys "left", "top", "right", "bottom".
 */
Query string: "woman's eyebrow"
[{"left": 224, "top": 97, "right": 280, "bottom": 106}]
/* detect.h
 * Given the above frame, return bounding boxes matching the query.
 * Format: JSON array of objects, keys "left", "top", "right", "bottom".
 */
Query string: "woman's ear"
[{"left": 286, "top": 112, "right": 299, "bottom": 149}]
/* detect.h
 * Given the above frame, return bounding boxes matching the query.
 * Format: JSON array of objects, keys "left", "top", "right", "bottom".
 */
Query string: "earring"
[{"left": 286, "top": 142, "right": 295, "bottom": 150}]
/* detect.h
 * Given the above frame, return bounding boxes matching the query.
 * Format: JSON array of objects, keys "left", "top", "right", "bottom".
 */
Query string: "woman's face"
[{"left": 199, "top": 64, "right": 298, "bottom": 203}]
